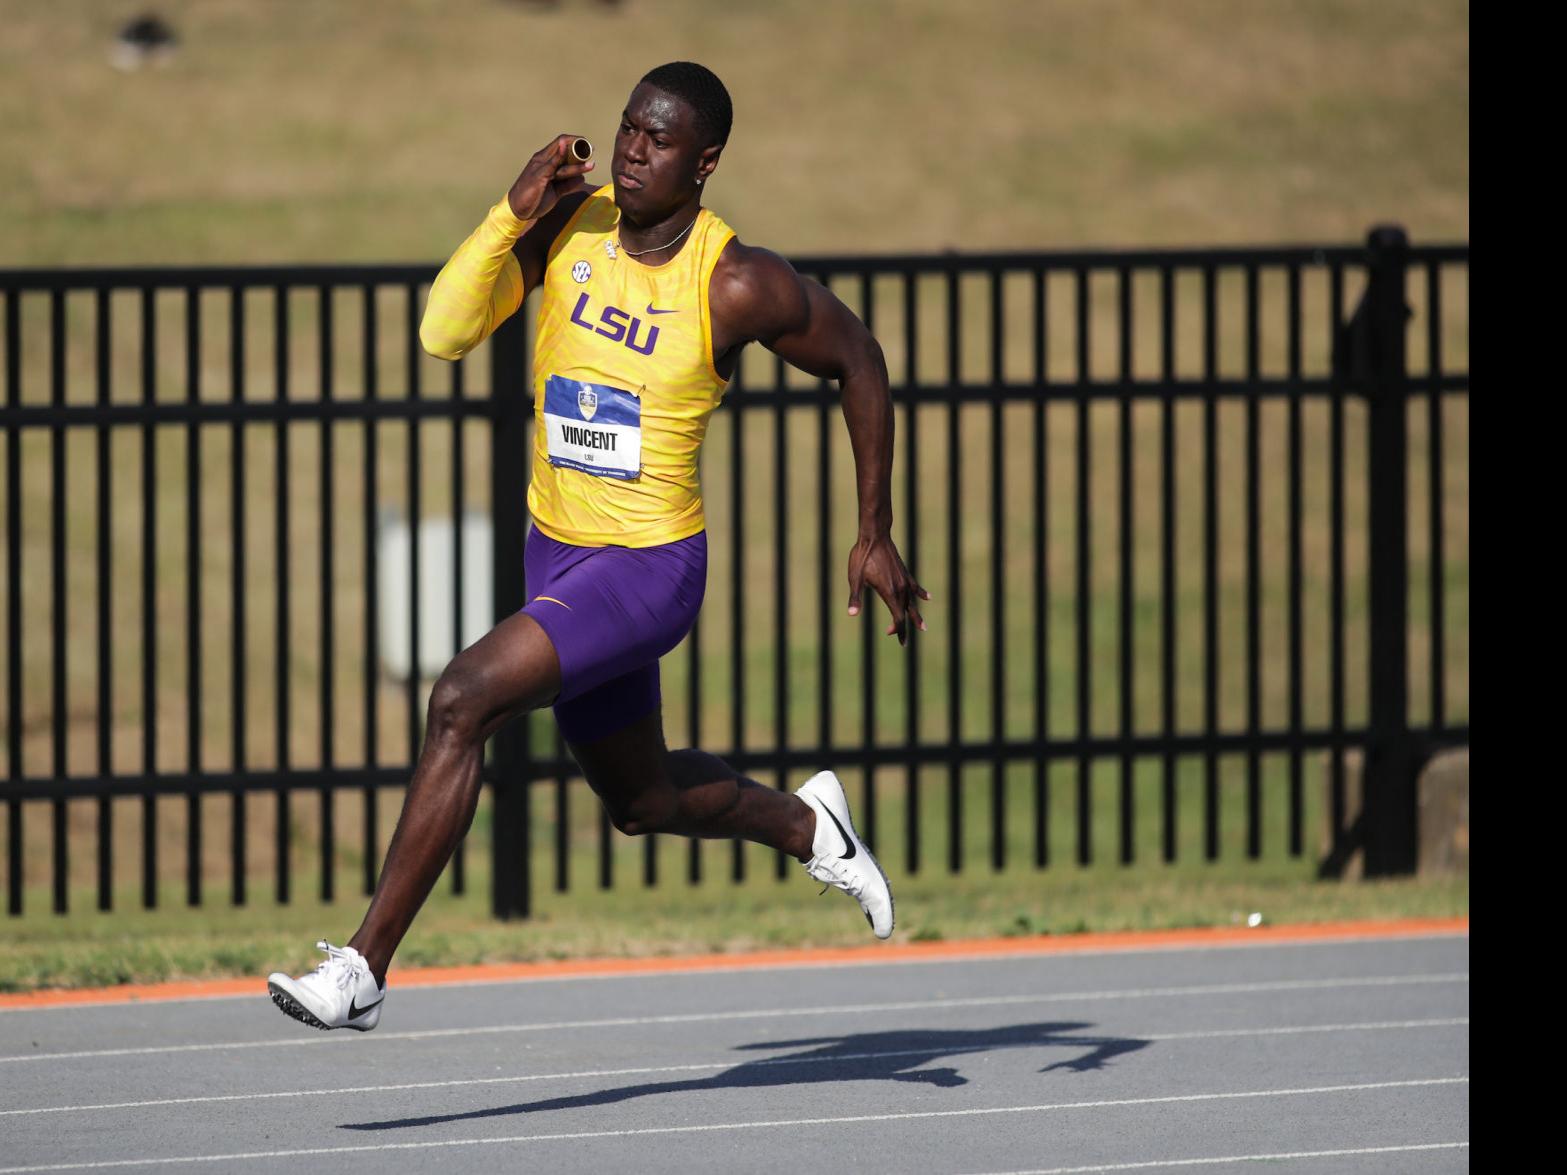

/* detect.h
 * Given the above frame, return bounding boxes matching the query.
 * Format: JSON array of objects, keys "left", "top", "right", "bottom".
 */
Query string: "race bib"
[{"left": 542, "top": 375, "right": 642, "bottom": 480}]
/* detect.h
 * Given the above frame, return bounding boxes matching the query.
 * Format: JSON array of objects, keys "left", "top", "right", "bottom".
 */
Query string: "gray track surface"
[{"left": 0, "top": 934, "right": 1468, "bottom": 1174}]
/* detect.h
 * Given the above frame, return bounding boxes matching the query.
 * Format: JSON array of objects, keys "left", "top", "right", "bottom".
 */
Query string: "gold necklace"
[{"left": 615, "top": 210, "right": 699, "bottom": 258}]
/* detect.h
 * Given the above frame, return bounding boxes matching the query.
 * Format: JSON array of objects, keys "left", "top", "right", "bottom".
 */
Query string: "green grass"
[
  {"left": 1, "top": 850, "right": 1467, "bottom": 995},
  {"left": 2, "top": 759, "right": 1469, "bottom": 992}
]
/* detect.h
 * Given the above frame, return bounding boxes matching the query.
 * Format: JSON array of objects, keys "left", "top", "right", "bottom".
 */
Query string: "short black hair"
[{"left": 639, "top": 61, "right": 732, "bottom": 147}]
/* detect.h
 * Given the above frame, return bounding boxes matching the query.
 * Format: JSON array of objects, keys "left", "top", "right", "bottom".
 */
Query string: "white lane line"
[
  {"left": 961, "top": 1141, "right": 1470, "bottom": 1174},
  {"left": 0, "top": 1017, "right": 1470, "bottom": 1117},
  {"left": 0, "top": 971, "right": 1468, "bottom": 1066},
  {"left": 0, "top": 1078, "right": 1470, "bottom": 1173}
]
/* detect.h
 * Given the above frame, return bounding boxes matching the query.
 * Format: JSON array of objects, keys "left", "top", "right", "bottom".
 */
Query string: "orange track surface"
[{"left": 0, "top": 917, "right": 1467, "bottom": 1012}]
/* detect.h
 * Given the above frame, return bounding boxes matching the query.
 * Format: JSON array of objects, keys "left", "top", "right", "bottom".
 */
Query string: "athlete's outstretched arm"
[
  {"left": 419, "top": 134, "right": 595, "bottom": 361},
  {"left": 711, "top": 245, "right": 928, "bottom": 643}
]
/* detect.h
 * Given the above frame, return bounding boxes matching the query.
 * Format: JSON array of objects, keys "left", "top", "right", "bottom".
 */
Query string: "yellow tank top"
[{"left": 527, "top": 187, "right": 736, "bottom": 547}]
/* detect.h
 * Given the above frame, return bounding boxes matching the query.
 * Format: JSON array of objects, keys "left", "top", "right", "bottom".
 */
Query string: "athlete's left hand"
[{"left": 847, "top": 533, "right": 929, "bottom": 646}]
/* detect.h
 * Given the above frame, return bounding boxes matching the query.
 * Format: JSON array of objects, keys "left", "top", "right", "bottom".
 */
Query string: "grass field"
[
  {"left": 1, "top": 1, "right": 1468, "bottom": 983},
  {"left": 4, "top": 767, "right": 1469, "bottom": 993},
  {"left": 2, "top": 0, "right": 1469, "bottom": 264},
  {"left": 1, "top": 748, "right": 1472, "bottom": 992}
]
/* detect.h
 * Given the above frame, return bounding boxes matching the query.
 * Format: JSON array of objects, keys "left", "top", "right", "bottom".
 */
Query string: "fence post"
[
  {"left": 489, "top": 311, "right": 531, "bottom": 918},
  {"left": 1360, "top": 225, "right": 1417, "bottom": 876}
]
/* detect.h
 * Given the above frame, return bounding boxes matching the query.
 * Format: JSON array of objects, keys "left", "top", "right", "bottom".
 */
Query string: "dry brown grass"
[{"left": 1, "top": 0, "right": 1468, "bottom": 265}]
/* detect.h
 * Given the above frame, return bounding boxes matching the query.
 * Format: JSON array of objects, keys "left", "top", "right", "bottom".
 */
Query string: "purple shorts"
[{"left": 521, "top": 527, "right": 707, "bottom": 745}]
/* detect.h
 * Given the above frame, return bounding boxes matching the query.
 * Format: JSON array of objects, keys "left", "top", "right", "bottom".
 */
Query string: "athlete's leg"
[
  {"left": 569, "top": 709, "right": 817, "bottom": 860},
  {"left": 348, "top": 611, "right": 561, "bottom": 982}
]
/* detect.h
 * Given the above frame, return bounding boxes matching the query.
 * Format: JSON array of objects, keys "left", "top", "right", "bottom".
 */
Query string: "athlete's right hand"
[{"left": 507, "top": 134, "right": 595, "bottom": 222}]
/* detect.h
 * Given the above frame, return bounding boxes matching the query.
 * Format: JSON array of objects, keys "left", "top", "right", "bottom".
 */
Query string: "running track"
[{"left": 0, "top": 921, "right": 1469, "bottom": 1173}]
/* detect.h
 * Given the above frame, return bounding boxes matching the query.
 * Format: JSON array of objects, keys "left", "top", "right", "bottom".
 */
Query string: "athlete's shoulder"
[{"left": 709, "top": 237, "right": 809, "bottom": 343}]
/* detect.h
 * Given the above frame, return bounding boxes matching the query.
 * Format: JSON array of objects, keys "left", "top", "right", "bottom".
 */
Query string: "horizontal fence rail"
[{"left": 0, "top": 228, "right": 1469, "bottom": 917}]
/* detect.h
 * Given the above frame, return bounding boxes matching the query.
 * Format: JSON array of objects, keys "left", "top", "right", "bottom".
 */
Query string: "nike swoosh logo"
[
  {"left": 348, "top": 993, "right": 383, "bottom": 1020},
  {"left": 644, "top": 304, "right": 679, "bottom": 315},
  {"left": 821, "top": 806, "right": 857, "bottom": 859}
]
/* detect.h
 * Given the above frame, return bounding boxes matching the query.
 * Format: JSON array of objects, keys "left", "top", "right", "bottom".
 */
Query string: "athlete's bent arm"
[
  {"left": 419, "top": 134, "right": 595, "bottom": 361},
  {"left": 711, "top": 245, "right": 928, "bottom": 643}
]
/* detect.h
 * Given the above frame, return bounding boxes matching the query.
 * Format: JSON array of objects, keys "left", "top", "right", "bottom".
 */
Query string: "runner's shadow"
[{"left": 340, "top": 1020, "right": 1150, "bottom": 1132}]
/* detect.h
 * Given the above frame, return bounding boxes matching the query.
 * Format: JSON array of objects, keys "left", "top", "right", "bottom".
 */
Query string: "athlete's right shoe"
[
  {"left": 266, "top": 941, "right": 385, "bottom": 1032},
  {"left": 797, "top": 770, "right": 895, "bottom": 939}
]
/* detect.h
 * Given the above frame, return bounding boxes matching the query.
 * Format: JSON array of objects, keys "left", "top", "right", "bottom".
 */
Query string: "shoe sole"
[
  {"left": 811, "top": 775, "right": 896, "bottom": 939},
  {"left": 267, "top": 982, "right": 375, "bottom": 1032}
]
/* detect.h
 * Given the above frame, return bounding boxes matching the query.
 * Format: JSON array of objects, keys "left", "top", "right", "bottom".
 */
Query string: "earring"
[{"left": 696, "top": 177, "right": 704, "bottom": 185}]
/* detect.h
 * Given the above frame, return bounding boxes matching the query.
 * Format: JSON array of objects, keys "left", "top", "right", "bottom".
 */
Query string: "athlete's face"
[{"left": 611, "top": 83, "right": 720, "bottom": 223}]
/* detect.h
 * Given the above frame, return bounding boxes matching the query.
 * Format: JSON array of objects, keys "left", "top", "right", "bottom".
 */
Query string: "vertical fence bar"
[
  {"left": 1116, "top": 266, "right": 1134, "bottom": 865},
  {"left": 644, "top": 748, "right": 658, "bottom": 884},
  {"left": 318, "top": 285, "right": 335, "bottom": 902},
  {"left": 230, "top": 285, "right": 248, "bottom": 905},
  {"left": 274, "top": 285, "right": 291, "bottom": 904},
  {"left": 775, "top": 349, "right": 790, "bottom": 880},
  {"left": 450, "top": 356, "right": 466, "bottom": 896},
  {"left": 96, "top": 288, "right": 114, "bottom": 910},
  {"left": 988, "top": 270, "right": 1005, "bottom": 871},
  {"left": 555, "top": 734, "right": 571, "bottom": 891},
  {"left": 817, "top": 315, "right": 833, "bottom": 845},
  {"left": 1286, "top": 264, "right": 1304, "bottom": 857},
  {"left": 1361, "top": 227, "right": 1414, "bottom": 875},
  {"left": 1159, "top": 267, "right": 1176, "bottom": 862},
  {"left": 1426, "top": 263, "right": 1446, "bottom": 732},
  {"left": 945, "top": 269, "right": 962, "bottom": 873},
  {"left": 859, "top": 273, "right": 878, "bottom": 854},
  {"left": 730, "top": 366, "right": 746, "bottom": 883},
  {"left": 361, "top": 284, "right": 380, "bottom": 897},
  {"left": 1327, "top": 264, "right": 1346, "bottom": 865},
  {"left": 1074, "top": 267, "right": 1091, "bottom": 866},
  {"left": 1032, "top": 267, "right": 1048, "bottom": 867},
  {"left": 597, "top": 737, "right": 612, "bottom": 891},
  {"left": 489, "top": 310, "right": 531, "bottom": 918},
  {"left": 405, "top": 286, "right": 422, "bottom": 811},
  {"left": 141, "top": 286, "right": 158, "bottom": 908},
  {"left": 3, "top": 292, "right": 17, "bottom": 915},
  {"left": 184, "top": 286, "right": 203, "bottom": 906},
  {"left": 687, "top": 612, "right": 702, "bottom": 884},
  {"left": 1201, "top": 265, "right": 1218, "bottom": 860},
  {"left": 1244, "top": 264, "right": 1261, "bottom": 859},
  {"left": 50, "top": 290, "right": 68, "bottom": 912},
  {"left": 902, "top": 273, "right": 921, "bottom": 874}
]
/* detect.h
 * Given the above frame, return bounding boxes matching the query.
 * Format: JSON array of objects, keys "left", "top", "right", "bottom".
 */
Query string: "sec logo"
[{"left": 571, "top": 260, "right": 592, "bottom": 284}]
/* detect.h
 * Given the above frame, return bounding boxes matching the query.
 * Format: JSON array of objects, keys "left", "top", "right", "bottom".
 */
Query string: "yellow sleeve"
[{"left": 419, "top": 198, "right": 532, "bottom": 361}]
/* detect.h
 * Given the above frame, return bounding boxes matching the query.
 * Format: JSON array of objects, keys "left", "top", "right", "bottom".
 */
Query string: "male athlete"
[{"left": 268, "top": 62, "right": 926, "bottom": 1031}]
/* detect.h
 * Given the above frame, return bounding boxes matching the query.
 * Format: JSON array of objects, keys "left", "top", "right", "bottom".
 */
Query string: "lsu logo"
[{"left": 569, "top": 292, "right": 660, "bottom": 356}]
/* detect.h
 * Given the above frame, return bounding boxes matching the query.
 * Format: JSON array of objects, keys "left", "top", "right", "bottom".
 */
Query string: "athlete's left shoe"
[
  {"left": 797, "top": 770, "right": 895, "bottom": 939},
  {"left": 266, "top": 941, "right": 385, "bottom": 1032}
]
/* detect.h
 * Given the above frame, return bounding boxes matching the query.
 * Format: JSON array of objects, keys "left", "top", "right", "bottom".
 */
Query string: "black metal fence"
[{"left": 0, "top": 226, "right": 1469, "bottom": 918}]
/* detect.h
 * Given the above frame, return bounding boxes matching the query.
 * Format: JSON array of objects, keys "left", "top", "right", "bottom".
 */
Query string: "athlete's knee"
[
  {"left": 427, "top": 663, "right": 486, "bottom": 744},
  {"left": 601, "top": 785, "right": 678, "bottom": 837}
]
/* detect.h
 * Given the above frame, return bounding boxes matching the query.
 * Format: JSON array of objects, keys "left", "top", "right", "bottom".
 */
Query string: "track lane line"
[
  {"left": 0, "top": 1078, "right": 1471, "bottom": 1173},
  {"left": 959, "top": 1141, "right": 1470, "bottom": 1173},
  {"left": 0, "top": 1018, "right": 1469, "bottom": 1117},
  {"left": 0, "top": 971, "right": 1468, "bottom": 1065}
]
